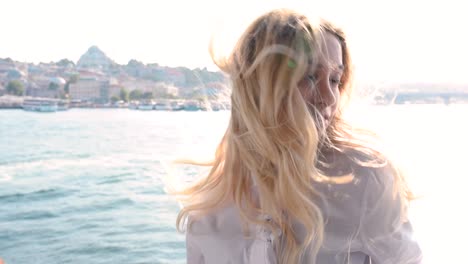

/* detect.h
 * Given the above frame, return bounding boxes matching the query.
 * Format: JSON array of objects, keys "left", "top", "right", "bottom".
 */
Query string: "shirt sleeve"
[
  {"left": 184, "top": 208, "right": 278, "bottom": 264},
  {"left": 186, "top": 216, "right": 205, "bottom": 264},
  {"left": 358, "top": 165, "right": 423, "bottom": 264}
]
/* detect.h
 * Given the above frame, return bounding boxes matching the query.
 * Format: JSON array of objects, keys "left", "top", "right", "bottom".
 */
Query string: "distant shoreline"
[
  {"left": 0, "top": 95, "right": 231, "bottom": 111},
  {"left": 2, "top": 95, "right": 468, "bottom": 110},
  {"left": 2, "top": 103, "right": 467, "bottom": 111}
]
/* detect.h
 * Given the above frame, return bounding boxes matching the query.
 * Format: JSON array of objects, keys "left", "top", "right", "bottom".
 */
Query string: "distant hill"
[{"left": 73, "top": 46, "right": 226, "bottom": 88}]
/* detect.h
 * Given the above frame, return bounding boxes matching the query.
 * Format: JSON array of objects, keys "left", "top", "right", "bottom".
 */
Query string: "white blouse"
[{"left": 185, "top": 165, "right": 423, "bottom": 264}]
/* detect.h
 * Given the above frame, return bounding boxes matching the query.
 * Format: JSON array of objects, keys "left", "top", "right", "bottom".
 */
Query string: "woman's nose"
[{"left": 316, "top": 79, "right": 337, "bottom": 107}]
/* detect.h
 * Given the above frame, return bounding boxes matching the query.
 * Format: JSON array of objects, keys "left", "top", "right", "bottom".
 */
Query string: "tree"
[
  {"left": 120, "top": 88, "right": 129, "bottom": 102},
  {"left": 57, "top": 58, "right": 75, "bottom": 67},
  {"left": 59, "top": 91, "right": 68, "bottom": 100},
  {"left": 142, "top": 92, "right": 154, "bottom": 100},
  {"left": 64, "top": 74, "right": 79, "bottom": 94},
  {"left": 6, "top": 80, "right": 24, "bottom": 96},
  {"left": 48, "top": 82, "right": 60, "bottom": 90},
  {"left": 110, "top": 96, "right": 120, "bottom": 104},
  {"left": 64, "top": 83, "right": 70, "bottom": 94},
  {"left": 69, "top": 74, "right": 79, "bottom": 83},
  {"left": 129, "top": 89, "right": 143, "bottom": 100},
  {"left": 127, "top": 59, "right": 144, "bottom": 67}
]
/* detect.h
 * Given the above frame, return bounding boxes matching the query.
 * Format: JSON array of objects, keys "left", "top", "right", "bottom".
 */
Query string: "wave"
[
  {"left": 0, "top": 153, "right": 92, "bottom": 166},
  {"left": 0, "top": 187, "right": 75, "bottom": 203},
  {"left": 0, "top": 153, "right": 161, "bottom": 176},
  {"left": 96, "top": 172, "right": 136, "bottom": 185},
  {"left": 4, "top": 210, "right": 58, "bottom": 221}
]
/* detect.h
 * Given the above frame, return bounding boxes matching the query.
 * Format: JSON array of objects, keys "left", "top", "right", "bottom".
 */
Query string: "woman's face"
[{"left": 298, "top": 32, "right": 343, "bottom": 128}]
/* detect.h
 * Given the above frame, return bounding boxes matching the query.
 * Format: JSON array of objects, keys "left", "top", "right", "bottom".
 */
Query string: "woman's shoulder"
[
  {"left": 318, "top": 148, "right": 392, "bottom": 187},
  {"left": 186, "top": 204, "right": 277, "bottom": 263},
  {"left": 340, "top": 147, "right": 396, "bottom": 184},
  {"left": 316, "top": 148, "right": 398, "bottom": 213},
  {"left": 187, "top": 204, "right": 247, "bottom": 237}
]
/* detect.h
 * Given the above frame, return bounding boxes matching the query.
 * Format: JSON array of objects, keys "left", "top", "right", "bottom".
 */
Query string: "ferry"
[
  {"left": 183, "top": 100, "right": 200, "bottom": 111},
  {"left": 154, "top": 101, "right": 172, "bottom": 111},
  {"left": 137, "top": 100, "right": 155, "bottom": 110},
  {"left": 128, "top": 101, "right": 139, "bottom": 110},
  {"left": 57, "top": 101, "right": 69, "bottom": 111},
  {"left": 170, "top": 101, "right": 184, "bottom": 111},
  {"left": 22, "top": 99, "right": 58, "bottom": 112}
]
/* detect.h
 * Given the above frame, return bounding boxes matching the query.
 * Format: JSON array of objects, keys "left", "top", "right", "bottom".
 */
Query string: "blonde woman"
[{"left": 175, "top": 9, "right": 422, "bottom": 264}]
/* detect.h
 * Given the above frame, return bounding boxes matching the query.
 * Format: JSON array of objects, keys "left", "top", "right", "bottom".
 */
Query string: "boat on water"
[
  {"left": 137, "top": 100, "right": 155, "bottom": 110},
  {"left": 170, "top": 101, "right": 184, "bottom": 111},
  {"left": 183, "top": 100, "right": 201, "bottom": 111},
  {"left": 154, "top": 100, "right": 172, "bottom": 111},
  {"left": 128, "top": 101, "right": 139, "bottom": 110},
  {"left": 22, "top": 99, "right": 59, "bottom": 112},
  {"left": 57, "top": 101, "right": 69, "bottom": 111}
]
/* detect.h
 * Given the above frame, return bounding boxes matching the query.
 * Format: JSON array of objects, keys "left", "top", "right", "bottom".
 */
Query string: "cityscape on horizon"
[
  {"left": 0, "top": 45, "right": 231, "bottom": 109},
  {"left": 1, "top": 45, "right": 467, "bottom": 109}
]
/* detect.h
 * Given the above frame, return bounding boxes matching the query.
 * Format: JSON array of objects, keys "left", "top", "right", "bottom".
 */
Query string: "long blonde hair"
[
  {"left": 318, "top": 19, "right": 414, "bottom": 208},
  {"left": 176, "top": 9, "right": 413, "bottom": 263}
]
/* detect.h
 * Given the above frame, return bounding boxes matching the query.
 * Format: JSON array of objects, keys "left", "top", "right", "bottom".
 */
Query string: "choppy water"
[
  {"left": 0, "top": 105, "right": 466, "bottom": 263},
  {"left": 0, "top": 109, "right": 228, "bottom": 264}
]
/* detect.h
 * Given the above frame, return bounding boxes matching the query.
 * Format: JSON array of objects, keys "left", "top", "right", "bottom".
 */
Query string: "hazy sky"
[{"left": 2, "top": 0, "right": 467, "bottom": 83}]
